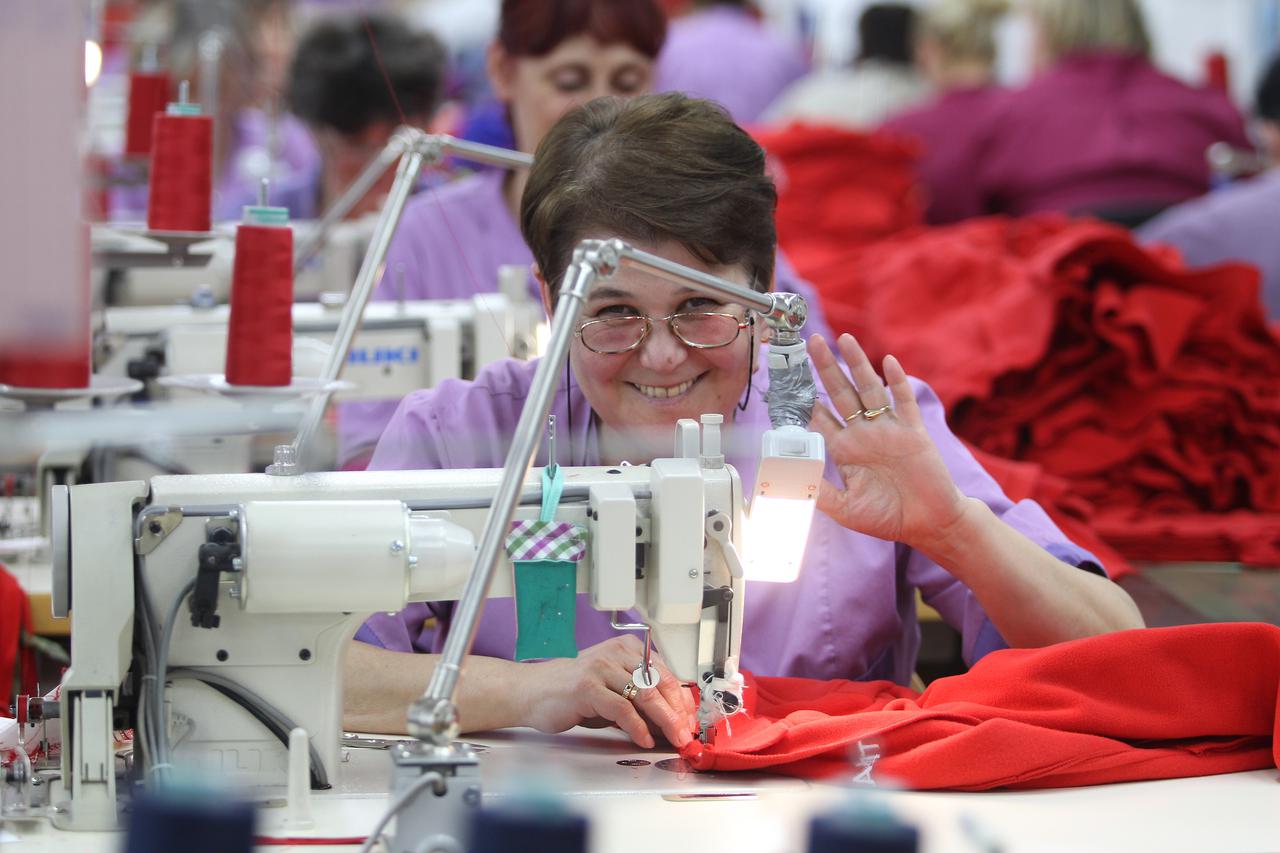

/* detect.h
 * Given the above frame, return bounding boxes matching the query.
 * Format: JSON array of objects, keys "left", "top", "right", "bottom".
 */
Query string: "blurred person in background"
[
  {"left": 653, "top": 0, "right": 808, "bottom": 125},
  {"left": 337, "top": 0, "right": 832, "bottom": 469},
  {"left": 282, "top": 14, "right": 446, "bottom": 220},
  {"left": 880, "top": 0, "right": 1009, "bottom": 224},
  {"left": 1139, "top": 53, "right": 1280, "bottom": 320},
  {"left": 972, "top": 0, "right": 1249, "bottom": 225},
  {"left": 111, "top": 0, "right": 320, "bottom": 222},
  {"left": 763, "top": 3, "right": 929, "bottom": 129}
]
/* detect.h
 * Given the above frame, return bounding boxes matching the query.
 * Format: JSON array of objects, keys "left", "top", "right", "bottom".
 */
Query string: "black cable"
[
  {"left": 182, "top": 677, "right": 330, "bottom": 790},
  {"left": 737, "top": 315, "right": 756, "bottom": 412}
]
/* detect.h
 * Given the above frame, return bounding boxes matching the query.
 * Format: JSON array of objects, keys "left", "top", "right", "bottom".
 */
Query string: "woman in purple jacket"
[{"left": 343, "top": 93, "right": 1142, "bottom": 749}]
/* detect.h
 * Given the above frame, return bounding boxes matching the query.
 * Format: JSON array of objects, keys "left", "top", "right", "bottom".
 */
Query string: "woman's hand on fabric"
[
  {"left": 807, "top": 333, "right": 969, "bottom": 552},
  {"left": 519, "top": 635, "right": 697, "bottom": 749}
]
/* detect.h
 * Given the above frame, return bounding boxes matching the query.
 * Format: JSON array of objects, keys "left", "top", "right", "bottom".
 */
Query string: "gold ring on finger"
[
  {"left": 862, "top": 404, "right": 892, "bottom": 420},
  {"left": 842, "top": 410, "right": 866, "bottom": 423},
  {"left": 622, "top": 680, "right": 638, "bottom": 701}
]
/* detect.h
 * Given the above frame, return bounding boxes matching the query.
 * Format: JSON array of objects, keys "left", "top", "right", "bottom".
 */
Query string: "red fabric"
[
  {"left": 225, "top": 224, "right": 294, "bottom": 386},
  {"left": 751, "top": 123, "right": 923, "bottom": 276},
  {"left": 682, "top": 623, "right": 1279, "bottom": 789},
  {"left": 808, "top": 215, "right": 1280, "bottom": 565},
  {"left": 123, "top": 72, "right": 170, "bottom": 157},
  {"left": 147, "top": 113, "right": 213, "bottom": 233},
  {"left": 0, "top": 564, "right": 35, "bottom": 706},
  {"left": 964, "top": 445, "right": 1135, "bottom": 579}
]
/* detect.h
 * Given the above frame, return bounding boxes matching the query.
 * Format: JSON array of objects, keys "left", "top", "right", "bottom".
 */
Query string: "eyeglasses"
[{"left": 575, "top": 311, "right": 753, "bottom": 354}]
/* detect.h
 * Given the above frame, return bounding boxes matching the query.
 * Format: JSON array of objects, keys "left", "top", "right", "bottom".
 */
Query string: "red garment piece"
[
  {"left": 0, "top": 564, "right": 35, "bottom": 705},
  {"left": 682, "top": 624, "right": 1279, "bottom": 789},
  {"left": 810, "top": 215, "right": 1280, "bottom": 565},
  {"left": 751, "top": 123, "right": 923, "bottom": 276}
]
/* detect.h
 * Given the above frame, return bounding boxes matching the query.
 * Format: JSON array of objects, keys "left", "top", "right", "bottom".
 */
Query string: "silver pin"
[
  {"left": 546, "top": 414, "right": 557, "bottom": 473},
  {"left": 259, "top": 177, "right": 269, "bottom": 207},
  {"left": 178, "top": 79, "right": 190, "bottom": 105}
]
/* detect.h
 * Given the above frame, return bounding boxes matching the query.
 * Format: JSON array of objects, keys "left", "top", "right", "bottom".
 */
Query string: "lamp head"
[{"left": 745, "top": 425, "right": 825, "bottom": 583}]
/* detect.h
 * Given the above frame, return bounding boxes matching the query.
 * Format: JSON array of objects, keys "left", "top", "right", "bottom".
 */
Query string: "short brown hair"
[{"left": 520, "top": 93, "right": 777, "bottom": 300}]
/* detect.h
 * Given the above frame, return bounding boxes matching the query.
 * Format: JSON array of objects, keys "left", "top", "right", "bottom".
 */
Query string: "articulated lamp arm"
[{"left": 284, "top": 130, "right": 533, "bottom": 470}]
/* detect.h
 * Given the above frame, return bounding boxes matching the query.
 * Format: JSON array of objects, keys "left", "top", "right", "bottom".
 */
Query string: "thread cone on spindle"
[
  {"left": 124, "top": 72, "right": 170, "bottom": 157},
  {"left": 225, "top": 205, "right": 294, "bottom": 386},
  {"left": 146, "top": 98, "right": 212, "bottom": 233}
]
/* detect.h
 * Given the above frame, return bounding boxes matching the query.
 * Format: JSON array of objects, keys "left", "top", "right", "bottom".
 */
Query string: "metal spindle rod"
[
  {"left": 290, "top": 147, "right": 428, "bottom": 459},
  {"left": 617, "top": 245, "right": 775, "bottom": 314},
  {"left": 411, "top": 258, "right": 595, "bottom": 737},
  {"left": 293, "top": 136, "right": 409, "bottom": 272}
]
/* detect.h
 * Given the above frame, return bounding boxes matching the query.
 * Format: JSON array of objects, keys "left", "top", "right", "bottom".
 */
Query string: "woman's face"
[
  {"left": 551, "top": 240, "right": 760, "bottom": 462},
  {"left": 488, "top": 35, "right": 653, "bottom": 153}
]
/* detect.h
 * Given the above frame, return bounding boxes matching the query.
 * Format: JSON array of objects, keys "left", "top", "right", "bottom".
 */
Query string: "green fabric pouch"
[{"left": 507, "top": 466, "right": 587, "bottom": 661}]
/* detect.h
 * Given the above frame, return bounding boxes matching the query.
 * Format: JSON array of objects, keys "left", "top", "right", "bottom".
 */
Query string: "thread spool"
[
  {"left": 123, "top": 71, "right": 170, "bottom": 157},
  {"left": 225, "top": 194, "right": 293, "bottom": 386},
  {"left": 146, "top": 87, "right": 212, "bottom": 233}
]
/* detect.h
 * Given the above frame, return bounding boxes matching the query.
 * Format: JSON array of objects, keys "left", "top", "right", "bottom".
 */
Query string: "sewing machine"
[{"left": 47, "top": 415, "right": 747, "bottom": 831}]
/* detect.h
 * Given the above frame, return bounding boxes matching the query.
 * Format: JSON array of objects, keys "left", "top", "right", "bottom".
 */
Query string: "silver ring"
[
  {"left": 843, "top": 409, "right": 865, "bottom": 423},
  {"left": 622, "top": 680, "right": 638, "bottom": 701},
  {"left": 862, "top": 405, "right": 892, "bottom": 420}
]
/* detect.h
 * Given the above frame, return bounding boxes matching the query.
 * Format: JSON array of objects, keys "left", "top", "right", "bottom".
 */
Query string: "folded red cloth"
[
  {"left": 682, "top": 623, "right": 1279, "bottom": 789},
  {"left": 752, "top": 123, "right": 923, "bottom": 275},
  {"left": 805, "top": 215, "right": 1280, "bottom": 565}
]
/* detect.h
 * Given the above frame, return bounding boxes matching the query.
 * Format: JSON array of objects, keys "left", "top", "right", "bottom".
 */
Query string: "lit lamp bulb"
[{"left": 744, "top": 425, "right": 825, "bottom": 583}]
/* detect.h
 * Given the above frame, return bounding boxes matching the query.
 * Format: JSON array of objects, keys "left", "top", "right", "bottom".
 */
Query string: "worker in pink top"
[
  {"left": 880, "top": 0, "right": 1009, "bottom": 224},
  {"left": 974, "top": 0, "right": 1249, "bottom": 222}
]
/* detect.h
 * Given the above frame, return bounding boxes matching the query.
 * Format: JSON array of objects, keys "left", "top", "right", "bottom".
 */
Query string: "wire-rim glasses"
[{"left": 575, "top": 311, "right": 753, "bottom": 354}]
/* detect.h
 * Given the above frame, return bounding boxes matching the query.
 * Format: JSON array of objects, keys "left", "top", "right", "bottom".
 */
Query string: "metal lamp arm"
[
  {"left": 283, "top": 130, "right": 534, "bottom": 470},
  {"left": 293, "top": 129, "right": 533, "bottom": 273}
]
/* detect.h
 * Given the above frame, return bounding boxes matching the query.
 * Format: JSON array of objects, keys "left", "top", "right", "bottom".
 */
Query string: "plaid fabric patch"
[{"left": 506, "top": 520, "right": 587, "bottom": 563}]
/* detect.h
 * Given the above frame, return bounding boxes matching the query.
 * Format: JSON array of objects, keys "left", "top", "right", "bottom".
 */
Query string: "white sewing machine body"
[{"left": 51, "top": 446, "right": 746, "bottom": 829}]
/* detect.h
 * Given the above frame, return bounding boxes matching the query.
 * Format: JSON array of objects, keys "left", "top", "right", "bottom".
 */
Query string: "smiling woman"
[{"left": 342, "top": 92, "right": 1140, "bottom": 750}]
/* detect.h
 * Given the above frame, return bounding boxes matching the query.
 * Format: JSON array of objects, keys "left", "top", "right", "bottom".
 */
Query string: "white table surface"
[{"left": 8, "top": 726, "right": 1280, "bottom": 852}]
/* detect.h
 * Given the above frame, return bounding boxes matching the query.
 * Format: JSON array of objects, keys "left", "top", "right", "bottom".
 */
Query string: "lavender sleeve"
[{"left": 901, "top": 378, "right": 1104, "bottom": 665}]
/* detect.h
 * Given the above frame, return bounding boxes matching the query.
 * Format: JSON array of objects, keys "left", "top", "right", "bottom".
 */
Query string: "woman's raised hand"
[
  {"left": 517, "top": 635, "right": 697, "bottom": 749},
  {"left": 806, "top": 333, "right": 969, "bottom": 553}
]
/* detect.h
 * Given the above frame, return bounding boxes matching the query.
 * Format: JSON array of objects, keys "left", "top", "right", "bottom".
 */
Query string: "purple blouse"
[
  {"left": 655, "top": 5, "right": 809, "bottom": 125},
  {"left": 355, "top": 357, "right": 1103, "bottom": 684},
  {"left": 975, "top": 52, "right": 1250, "bottom": 217},
  {"left": 880, "top": 85, "right": 1005, "bottom": 224},
  {"left": 1138, "top": 170, "right": 1280, "bottom": 320},
  {"left": 336, "top": 169, "right": 836, "bottom": 466}
]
